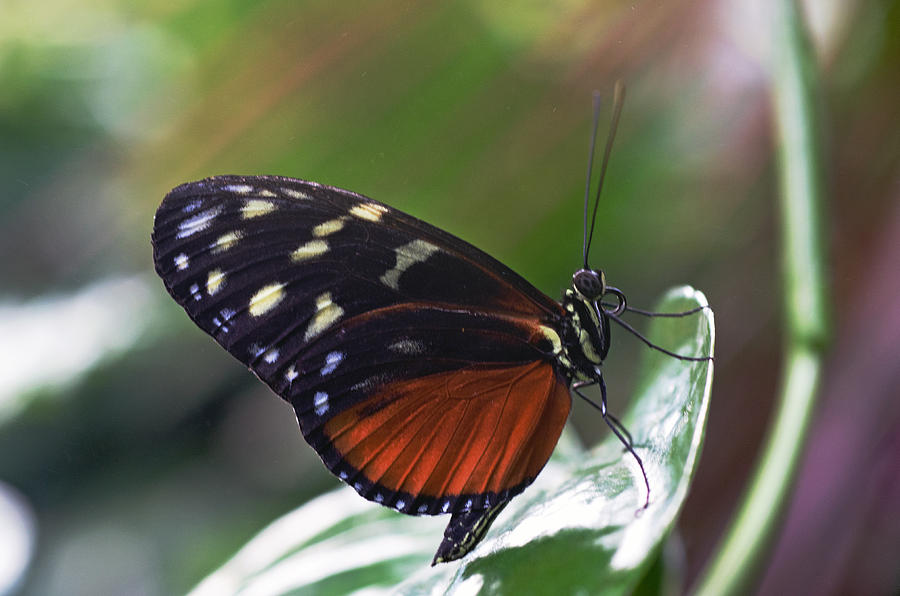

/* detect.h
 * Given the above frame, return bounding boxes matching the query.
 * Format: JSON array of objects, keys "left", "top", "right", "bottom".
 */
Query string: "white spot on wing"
[
  {"left": 249, "top": 283, "right": 285, "bottom": 317},
  {"left": 214, "top": 308, "right": 233, "bottom": 333},
  {"left": 285, "top": 366, "right": 298, "bottom": 383},
  {"left": 350, "top": 373, "right": 389, "bottom": 393},
  {"left": 182, "top": 200, "right": 202, "bottom": 213},
  {"left": 388, "top": 338, "right": 425, "bottom": 355},
  {"left": 174, "top": 253, "right": 189, "bottom": 271},
  {"left": 177, "top": 206, "right": 223, "bottom": 238},
  {"left": 304, "top": 292, "right": 344, "bottom": 341},
  {"left": 263, "top": 348, "right": 280, "bottom": 363},
  {"left": 320, "top": 351, "right": 344, "bottom": 376},
  {"left": 189, "top": 283, "right": 201, "bottom": 301},
  {"left": 375, "top": 493, "right": 384, "bottom": 503},
  {"left": 380, "top": 239, "right": 440, "bottom": 290},
  {"left": 224, "top": 184, "right": 253, "bottom": 194},
  {"left": 314, "top": 391, "right": 329, "bottom": 416},
  {"left": 417, "top": 504, "right": 428, "bottom": 514},
  {"left": 395, "top": 499, "right": 406, "bottom": 511},
  {"left": 442, "top": 500, "right": 451, "bottom": 513}
]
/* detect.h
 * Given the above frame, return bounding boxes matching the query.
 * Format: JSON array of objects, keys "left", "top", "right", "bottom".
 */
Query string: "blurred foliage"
[{"left": 1, "top": 0, "right": 898, "bottom": 595}]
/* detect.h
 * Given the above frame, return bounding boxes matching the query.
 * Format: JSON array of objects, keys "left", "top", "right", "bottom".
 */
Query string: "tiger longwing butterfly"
[{"left": 151, "top": 84, "right": 708, "bottom": 565}]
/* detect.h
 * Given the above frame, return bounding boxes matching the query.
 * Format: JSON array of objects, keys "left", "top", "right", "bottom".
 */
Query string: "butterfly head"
[
  {"left": 572, "top": 268, "right": 626, "bottom": 316},
  {"left": 573, "top": 268, "right": 605, "bottom": 300}
]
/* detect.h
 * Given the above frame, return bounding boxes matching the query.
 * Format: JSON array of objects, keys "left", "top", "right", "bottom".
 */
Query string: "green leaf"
[{"left": 189, "top": 286, "right": 714, "bottom": 596}]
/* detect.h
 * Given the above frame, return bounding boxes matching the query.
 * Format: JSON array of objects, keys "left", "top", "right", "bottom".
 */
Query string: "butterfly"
[{"left": 151, "top": 85, "right": 709, "bottom": 565}]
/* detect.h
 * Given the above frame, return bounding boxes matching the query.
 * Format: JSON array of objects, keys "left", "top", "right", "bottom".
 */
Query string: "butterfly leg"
[
  {"left": 571, "top": 379, "right": 633, "bottom": 447},
  {"left": 606, "top": 312, "right": 713, "bottom": 363},
  {"left": 602, "top": 303, "right": 710, "bottom": 318},
  {"left": 573, "top": 376, "right": 650, "bottom": 508}
]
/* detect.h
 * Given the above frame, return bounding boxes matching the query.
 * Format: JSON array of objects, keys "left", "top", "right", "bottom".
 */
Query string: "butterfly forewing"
[{"left": 151, "top": 175, "right": 571, "bottom": 517}]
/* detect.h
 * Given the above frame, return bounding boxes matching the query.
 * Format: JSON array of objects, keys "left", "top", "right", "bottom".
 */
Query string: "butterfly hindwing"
[{"left": 152, "top": 175, "right": 571, "bottom": 517}]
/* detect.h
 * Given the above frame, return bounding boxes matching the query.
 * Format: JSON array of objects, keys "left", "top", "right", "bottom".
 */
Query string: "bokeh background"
[{"left": 1, "top": 0, "right": 898, "bottom": 594}]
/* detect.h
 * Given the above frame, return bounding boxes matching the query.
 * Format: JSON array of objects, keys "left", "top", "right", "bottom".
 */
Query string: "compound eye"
[{"left": 573, "top": 269, "right": 606, "bottom": 299}]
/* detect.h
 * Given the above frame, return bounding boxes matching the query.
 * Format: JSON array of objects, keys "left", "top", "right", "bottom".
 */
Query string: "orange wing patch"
[{"left": 322, "top": 360, "right": 571, "bottom": 501}]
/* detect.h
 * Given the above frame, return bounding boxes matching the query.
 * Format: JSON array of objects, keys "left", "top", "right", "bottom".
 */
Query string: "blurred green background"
[{"left": 1, "top": 0, "right": 898, "bottom": 594}]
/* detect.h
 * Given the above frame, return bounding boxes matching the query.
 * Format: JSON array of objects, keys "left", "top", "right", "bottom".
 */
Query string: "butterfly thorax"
[{"left": 557, "top": 285, "right": 611, "bottom": 383}]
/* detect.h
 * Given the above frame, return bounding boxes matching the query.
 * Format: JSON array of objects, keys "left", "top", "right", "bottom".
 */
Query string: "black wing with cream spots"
[
  {"left": 153, "top": 176, "right": 566, "bottom": 465},
  {"left": 153, "top": 175, "right": 561, "bottom": 364}
]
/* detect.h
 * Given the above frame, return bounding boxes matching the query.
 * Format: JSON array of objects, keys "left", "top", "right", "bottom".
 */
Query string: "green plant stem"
[{"left": 694, "top": 2, "right": 830, "bottom": 595}]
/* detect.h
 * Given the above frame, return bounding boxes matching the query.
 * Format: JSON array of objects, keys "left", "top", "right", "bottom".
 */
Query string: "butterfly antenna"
[
  {"left": 584, "top": 81, "right": 626, "bottom": 268},
  {"left": 583, "top": 91, "right": 603, "bottom": 269}
]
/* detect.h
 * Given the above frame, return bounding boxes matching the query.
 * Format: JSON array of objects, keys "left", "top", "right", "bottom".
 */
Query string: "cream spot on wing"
[
  {"left": 304, "top": 292, "right": 344, "bottom": 341},
  {"left": 285, "top": 365, "right": 298, "bottom": 383},
  {"left": 211, "top": 231, "right": 243, "bottom": 253},
  {"left": 349, "top": 202, "right": 388, "bottom": 221},
  {"left": 380, "top": 239, "right": 440, "bottom": 290},
  {"left": 249, "top": 282, "right": 285, "bottom": 316},
  {"left": 174, "top": 253, "right": 189, "bottom": 271},
  {"left": 177, "top": 206, "right": 223, "bottom": 238},
  {"left": 290, "top": 239, "right": 329, "bottom": 262},
  {"left": 241, "top": 199, "right": 275, "bottom": 219},
  {"left": 312, "top": 216, "right": 348, "bottom": 237},
  {"left": 206, "top": 269, "right": 226, "bottom": 295},
  {"left": 257, "top": 189, "right": 276, "bottom": 198},
  {"left": 313, "top": 391, "right": 329, "bottom": 416},
  {"left": 539, "top": 325, "right": 563, "bottom": 355},
  {"left": 281, "top": 187, "right": 311, "bottom": 200}
]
